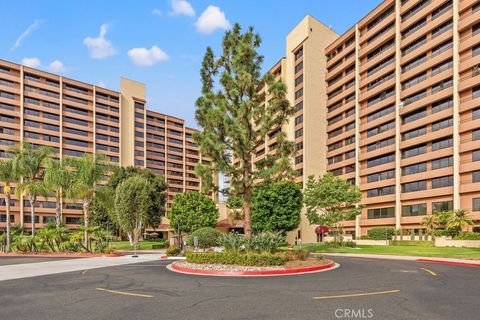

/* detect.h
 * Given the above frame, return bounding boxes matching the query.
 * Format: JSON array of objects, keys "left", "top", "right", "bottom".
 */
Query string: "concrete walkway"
[
  {"left": 0, "top": 254, "right": 166, "bottom": 282},
  {"left": 323, "top": 253, "right": 480, "bottom": 265}
]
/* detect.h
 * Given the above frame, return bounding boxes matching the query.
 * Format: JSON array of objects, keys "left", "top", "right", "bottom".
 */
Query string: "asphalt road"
[{"left": 0, "top": 256, "right": 478, "bottom": 320}]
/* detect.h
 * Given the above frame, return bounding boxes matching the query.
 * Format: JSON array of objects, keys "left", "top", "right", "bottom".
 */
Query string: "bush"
[
  {"left": 278, "top": 249, "right": 309, "bottom": 261},
  {"left": 325, "top": 240, "right": 357, "bottom": 248},
  {"left": 455, "top": 232, "right": 480, "bottom": 240},
  {"left": 167, "top": 246, "right": 181, "bottom": 256},
  {"left": 367, "top": 228, "right": 395, "bottom": 240},
  {"left": 185, "top": 251, "right": 286, "bottom": 266},
  {"left": 220, "top": 232, "right": 243, "bottom": 253},
  {"left": 151, "top": 240, "right": 169, "bottom": 249},
  {"left": 434, "top": 229, "right": 457, "bottom": 237},
  {"left": 186, "top": 227, "right": 222, "bottom": 249}
]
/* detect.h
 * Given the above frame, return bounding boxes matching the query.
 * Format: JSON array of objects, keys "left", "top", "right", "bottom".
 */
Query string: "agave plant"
[{"left": 221, "top": 232, "right": 243, "bottom": 253}]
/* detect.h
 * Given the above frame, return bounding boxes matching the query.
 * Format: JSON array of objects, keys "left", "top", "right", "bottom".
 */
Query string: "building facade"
[{"left": 0, "top": 59, "right": 206, "bottom": 238}]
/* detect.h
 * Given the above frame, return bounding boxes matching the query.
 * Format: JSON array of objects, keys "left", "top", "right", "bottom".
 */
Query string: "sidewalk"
[
  {"left": 0, "top": 253, "right": 166, "bottom": 282},
  {"left": 323, "top": 253, "right": 480, "bottom": 267}
]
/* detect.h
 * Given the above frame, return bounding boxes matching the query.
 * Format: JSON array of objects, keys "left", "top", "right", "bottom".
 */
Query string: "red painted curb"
[
  {"left": 0, "top": 252, "right": 123, "bottom": 258},
  {"left": 169, "top": 260, "right": 336, "bottom": 276},
  {"left": 416, "top": 259, "right": 480, "bottom": 267}
]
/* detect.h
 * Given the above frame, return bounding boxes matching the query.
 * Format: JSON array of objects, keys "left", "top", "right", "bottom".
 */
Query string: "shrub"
[
  {"left": 220, "top": 232, "right": 243, "bottom": 253},
  {"left": 367, "top": 228, "right": 395, "bottom": 240},
  {"left": 167, "top": 246, "right": 181, "bottom": 256},
  {"left": 185, "top": 251, "right": 286, "bottom": 266},
  {"left": 251, "top": 232, "right": 285, "bottom": 253},
  {"left": 434, "top": 229, "right": 457, "bottom": 237},
  {"left": 278, "top": 249, "right": 309, "bottom": 261},
  {"left": 390, "top": 240, "right": 434, "bottom": 247},
  {"left": 151, "top": 240, "right": 169, "bottom": 249},
  {"left": 454, "top": 232, "right": 480, "bottom": 240},
  {"left": 186, "top": 227, "right": 222, "bottom": 249},
  {"left": 325, "top": 240, "right": 357, "bottom": 248}
]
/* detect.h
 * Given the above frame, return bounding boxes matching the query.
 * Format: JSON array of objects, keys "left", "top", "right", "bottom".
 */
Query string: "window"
[
  {"left": 431, "top": 98, "right": 453, "bottom": 113},
  {"left": 328, "top": 155, "right": 343, "bottom": 165},
  {"left": 65, "top": 117, "right": 88, "bottom": 127},
  {"left": 402, "top": 108, "right": 426, "bottom": 124},
  {"left": 431, "top": 39, "right": 453, "bottom": 57},
  {"left": 134, "top": 102, "right": 144, "bottom": 110},
  {"left": 431, "top": 78, "right": 453, "bottom": 94},
  {"left": 345, "top": 136, "right": 355, "bottom": 145},
  {"left": 345, "top": 150, "right": 355, "bottom": 159},
  {"left": 295, "top": 115, "right": 303, "bottom": 125},
  {"left": 402, "top": 0, "right": 431, "bottom": 21},
  {"left": 328, "top": 141, "right": 342, "bottom": 151},
  {"left": 367, "top": 185, "right": 395, "bottom": 197},
  {"left": 432, "top": 136, "right": 453, "bottom": 151},
  {"left": 295, "top": 74, "right": 303, "bottom": 86},
  {"left": 328, "top": 128, "right": 342, "bottom": 138},
  {"left": 367, "top": 56, "right": 395, "bottom": 76},
  {"left": 432, "top": 156, "right": 453, "bottom": 170},
  {"left": 65, "top": 217, "right": 81, "bottom": 224},
  {"left": 367, "top": 121, "right": 395, "bottom": 137},
  {"left": 367, "top": 153, "right": 395, "bottom": 168},
  {"left": 65, "top": 138, "right": 88, "bottom": 148},
  {"left": 367, "top": 137, "right": 395, "bottom": 152},
  {"left": 367, "top": 169, "right": 395, "bottom": 183},
  {"left": 294, "top": 47, "right": 303, "bottom": 60},
  {"left": 402, "top": 162, "right": 427, "bottom": 175},
  {"left": 295, "top": 102, "right": 303, "bottom": 112},
  {"left": 401, "top": 18, "right": 427, "bottom": 39},
  {"left": 402, "top": 54, "right": 427, "bottom": 73},
  {"left": 402, "top": 36, "right": 427, "bottom": 56},
  {"left": 432, "top": 175, "right": 453, "bottom": 188},
  {"left": 402, "top": 203, "right": 427, "bottom": 217},
  {"left": 432, "top": 118, "right": 453, "bottom": 131},
  {"left": 367, "top": 104, "right": 394, "bottom": 122},
  {"left": 431, "top": 20, "right": 453, "bottom": 39},
  {"left": 402, "top": 144, "right": 427, "bottom": 158},
  {"left": 295, "top": 155, "right": 303, "bottom": 164},
  {"left": 345, "top": 122, "right": 355, "bottom": 131},
  {"left": 402, "top": 72, "right": 427, "bottom": 89},
  {"left": 24, "top": 215, "right": 40, "bottom": 223},
  {"left": 367, "top": 207, "right": 394, "bottom": 219},
  {"left": 402, "top": 180, "right": 427, "bottom": 192},
  {"left": 331, "top": 168, "right": 343, "bottom": 176},
  {"left": 473, "top": 198, "right": 480, "bottom": 211},
  {"left": 474, "top": 150, "right": 480, "bottom": 162},
  {"left": 328, "top": 114, "right": 343, "bottom": 125},
  {"left": 472, "top": 171, "right": 480, "bottom": 183},
  {"left": 66, "top": 128, "right": 88, "bottom": 137},
  {"left": 403, "top": 90, "right": 427, "bottom": 105},
  {"left": 432, "top": 201, "right": 453, "bottom": 212},
  {"left": 432, "top": 1, "right": 452, "bottom": 19},
  {"left": 431, "top": 59, "right": 453, "bottom": 76},
  {"left": 294, "top": 61, "right": 303, "bottom": 73},
  {"left": 367, "top": 6, "right": 394, "bottom": 30},
  {"left": 473, "top": 129, "right": 480, "bottom": 141},
  {"left": 402, "top": 126, "right": 427, "bottom": 140},
  {"left": 473, "top": 107, "right": 480, "bottom": 120}
]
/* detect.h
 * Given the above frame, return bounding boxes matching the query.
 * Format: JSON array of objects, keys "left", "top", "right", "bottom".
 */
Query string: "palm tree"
[
  {"left": 446, "top": 209, "right": 473, "bottom": 234},
  {"left": 12, "top": 142, "right": 52, "bottom": 250},
  {"left": 421, "top": 214, "right": 439, "bottom": 236},
  {"left": 0, "top": 158, "right": 19, "bottom": 252},
  {"left": 44, "top": 157, "right": 74, "bottom": 229},
  {"left": 68, "top": 154, "right": 110, "bottom": 249}
]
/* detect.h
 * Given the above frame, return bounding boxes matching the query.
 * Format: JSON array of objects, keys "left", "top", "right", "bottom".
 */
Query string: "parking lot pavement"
[{"left": 0, "top": 256, "right": 479, "bottom": 320}]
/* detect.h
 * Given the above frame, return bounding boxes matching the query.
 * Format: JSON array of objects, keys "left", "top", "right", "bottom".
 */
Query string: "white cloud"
[
  {"left": 21, "top": 57, "right": 41, "bottom": 68},
  {"left": 12, "top": 19, "right": 42, "bottom": 50},
  {"left": 152, "top": 8, "right": 162, "bottom": 16},
  {"left": 195, "top": 6, "right": 230, "bottom": 34},
  {"left": 97, "top": 81, "right": 107, "bottom": 88},
  {"left": 83, "top": 23, "right": 117, "bottom": 59},
  {"left": 169, "top": 0, "right": 195, "bottom": 17},
  {"left": 48, "top": 60, "right": 67, "bottom": 73},
  {"left": 127, "top": 46, "right": 169, "bottom": 67}
]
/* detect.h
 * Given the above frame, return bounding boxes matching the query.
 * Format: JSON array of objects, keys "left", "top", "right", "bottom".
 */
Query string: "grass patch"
[
  {"left": 111, "top": 240, "right": 167, "bottom": 251},
  {"left": 282, "top": 243, "right": 480, "bottom": 260}
]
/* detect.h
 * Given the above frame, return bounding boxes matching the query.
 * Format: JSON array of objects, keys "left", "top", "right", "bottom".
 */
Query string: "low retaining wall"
[
  {"left": 435, "top": 238, "right": 480, "bottom": 248},
  {"left": 353, "top": 239, "right": 389, "bottom": 246}
]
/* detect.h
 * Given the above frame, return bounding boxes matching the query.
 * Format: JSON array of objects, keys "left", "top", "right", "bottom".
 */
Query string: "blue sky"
[{"left": 0, "top": 0, "right": 382, "bottom": 127}]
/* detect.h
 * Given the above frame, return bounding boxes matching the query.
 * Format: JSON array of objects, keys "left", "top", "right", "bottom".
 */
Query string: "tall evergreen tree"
[{"left": 194, "top": 24, "right": 295, "bottom": 236}]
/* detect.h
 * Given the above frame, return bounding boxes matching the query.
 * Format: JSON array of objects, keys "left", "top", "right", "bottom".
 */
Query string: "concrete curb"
[
  {"left": 0, "top": 252, "right": 123, "bottom": 258},
  {"left": 323, "top": 253, "right": 480, "bottom": 267},
  {"left": 167, "top": 260, "right": 338, "bottom": 277}
]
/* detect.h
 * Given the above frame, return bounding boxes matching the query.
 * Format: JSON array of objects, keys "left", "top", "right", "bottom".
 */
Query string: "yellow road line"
[
  {"left": 96, "top": 288, "right": 153, "bottom": 298},
  {"left": 420, "top": 268, "right": 437, "bottom": 277},
  {"left": 312, "top": 289, "right": 400, "bottom": 300}
]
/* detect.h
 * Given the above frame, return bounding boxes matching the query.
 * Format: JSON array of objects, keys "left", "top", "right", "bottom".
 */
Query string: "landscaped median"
[{"left": 167, "top": 251, "right": 337, "bottom": 276}]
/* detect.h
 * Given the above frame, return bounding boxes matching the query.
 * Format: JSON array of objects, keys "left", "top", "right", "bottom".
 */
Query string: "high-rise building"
[
  {"left": 259, "top": 0, "right": 480, "bottom": 242},
  {"left": 0, "top": 59, "right": 208, "bottom": 239}
]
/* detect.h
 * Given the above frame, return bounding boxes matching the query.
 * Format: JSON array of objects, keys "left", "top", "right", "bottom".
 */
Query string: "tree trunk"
[
  {"left": 243, "top": 199, "right": 252, "bottom": 237},
  {"left": 30, "top": 196, "right": 36, "bottom": 252},
  {"left": 83, "top": 199, "right": 90, "bottom": 251},
  {"left": 55, "top": 197, "right": 62, "bottom": 230},
  {"left": 127, "top": 232, "right": 133, "bottom": 246},
  {"left": 5, "top": 194, "right": 11, "bottom": 253}
]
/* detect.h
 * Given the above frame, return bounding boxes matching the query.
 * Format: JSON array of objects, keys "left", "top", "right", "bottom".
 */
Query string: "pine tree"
[{"left": 194, "top": 24, "right": 295, "bottom": 236}]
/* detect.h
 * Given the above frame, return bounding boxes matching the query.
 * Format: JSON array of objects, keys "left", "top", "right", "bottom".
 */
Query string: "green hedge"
[
  {"left": 455, "top": 232, "right": 480, "bottom": 240},
  {"left": 186, "top": 227, "right": 223, "bottom": 249},
  {"left": 185, "top": 251, "right": 286, "bottom": 266},
  {"left": 390, "top": 240, "right": 434, "bottom": 247},
  {"left": 367, "top": 228, "right": 395, "bottom": 240}
]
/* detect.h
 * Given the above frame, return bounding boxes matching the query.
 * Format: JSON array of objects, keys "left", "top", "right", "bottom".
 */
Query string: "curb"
[
  {"left": 167, "top": 260, "right": 338, "bottom": 277},
  {"left": 416, "top": 259, "right": 480, "bottom": 268},
  {"left": 0, "top": 253, "right": 123, "bottom": 258}
]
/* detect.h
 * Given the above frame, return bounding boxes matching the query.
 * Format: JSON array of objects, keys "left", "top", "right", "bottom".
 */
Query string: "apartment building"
[
  {"left": 0, "top": 59, "right": 206, "bottom": 238},
  {"left": 253, "top": 16, "right": 338, "bottom": 243},
  {"left": 324, "top": 0, "right": 480, "bottom": 237}
]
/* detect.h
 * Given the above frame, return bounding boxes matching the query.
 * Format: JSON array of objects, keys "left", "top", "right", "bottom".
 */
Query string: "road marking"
[
  {"left": 420, "top": 268, "right": 437, "bottom": 277},
  {"left": 96, "top": 288, "right": 154, "bottom": 298},
  {"left": 312, "top": 289, "right": 400, "bottom": 300}
]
